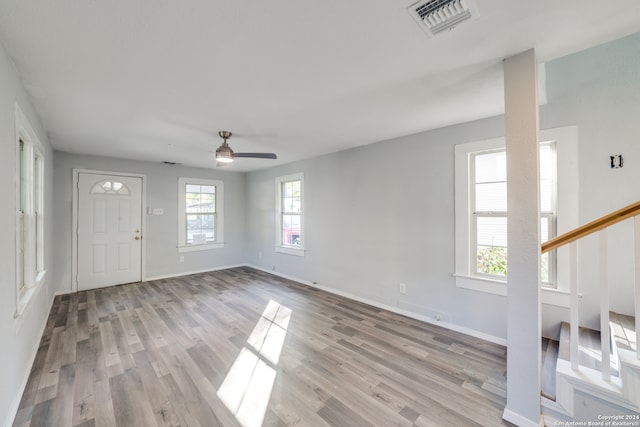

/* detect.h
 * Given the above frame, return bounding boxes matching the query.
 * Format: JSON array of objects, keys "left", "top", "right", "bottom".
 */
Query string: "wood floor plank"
[{"left": 14, "top": 266, "right": 514, "bottom": 427}]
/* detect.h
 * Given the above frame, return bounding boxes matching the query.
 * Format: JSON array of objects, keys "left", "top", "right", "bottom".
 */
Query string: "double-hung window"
[
  {"left": 16, "top": 105, "right": 46, "bottom": 315},
  {"left": 455, "top": 134, "right": 559, "bottom": 295},
  {"left": 275, "top": 173, "right": 304, "bottom": 256},
  {"left": 471, "top": 143, "right": 555, "bottom": 283},
  {"left": 178, "top": 178, "right": 224, "bottom": 252}
]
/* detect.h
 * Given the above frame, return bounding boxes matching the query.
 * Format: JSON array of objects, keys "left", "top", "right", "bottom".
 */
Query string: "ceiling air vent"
[{"left": 408, "top": 0, "right": 479, "bottom": 37}]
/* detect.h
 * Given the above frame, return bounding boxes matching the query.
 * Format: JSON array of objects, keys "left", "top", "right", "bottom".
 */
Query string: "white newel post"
[{"left": 502, "top": 49, "right": 542, "bottom": 427}]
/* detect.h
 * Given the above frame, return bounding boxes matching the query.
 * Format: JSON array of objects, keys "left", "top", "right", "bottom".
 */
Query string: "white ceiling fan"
[{"left": 215, "top": 131, "right": 277, "bottom": 165}]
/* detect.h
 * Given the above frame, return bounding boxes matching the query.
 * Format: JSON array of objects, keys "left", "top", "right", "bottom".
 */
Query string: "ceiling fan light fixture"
[
  {"left": 215, "top": 131, "right": 234, "bottom": 163},
  {"left": 213, "top": 130, "right": 276, "bottom": 166},
  {"left": 215, "top": 144, "right": 234, "bottom": 163}
]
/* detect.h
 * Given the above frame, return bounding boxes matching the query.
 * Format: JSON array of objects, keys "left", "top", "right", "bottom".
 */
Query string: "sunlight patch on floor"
[{"left": 217, "top": 300, "right": 292, "bottom": 427}]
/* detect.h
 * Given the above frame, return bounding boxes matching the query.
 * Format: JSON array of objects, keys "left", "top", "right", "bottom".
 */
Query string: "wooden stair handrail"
[{"left": 542, "top": 200, "right": 640, "bottom": 254}]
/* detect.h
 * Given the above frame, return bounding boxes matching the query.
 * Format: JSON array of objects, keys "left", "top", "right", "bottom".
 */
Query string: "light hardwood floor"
[{"left": 13, "top": 267, "right": 514, "bottom": 427}]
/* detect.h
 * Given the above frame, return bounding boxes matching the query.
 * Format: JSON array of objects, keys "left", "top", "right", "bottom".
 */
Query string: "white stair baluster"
[
  {"left": 635, "top": 216, "right": 640, "bottom": 360},
  {"left": 599, "top": 230, "right": 610, "bottom": 381},
  {"left": 570, "top": 241, "right": 579, "bottom": 370}
]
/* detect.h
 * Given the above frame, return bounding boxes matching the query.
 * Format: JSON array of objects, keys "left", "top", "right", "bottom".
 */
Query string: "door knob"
[{"left": 135, "top": 236, "right": 141, "bottom": 240}]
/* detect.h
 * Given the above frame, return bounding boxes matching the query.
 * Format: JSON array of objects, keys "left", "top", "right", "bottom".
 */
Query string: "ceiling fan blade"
[{"left": 233, "top": 152, "right": 277, "bottom": 159}]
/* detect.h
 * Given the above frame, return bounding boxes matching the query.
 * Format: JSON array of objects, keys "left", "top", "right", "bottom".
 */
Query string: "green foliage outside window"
[
  {"left": 477, "top": 246, "right": 550, "bottom": 283},
  {"left": 477, "top": 246, "right": 507, "bottom": 276}
]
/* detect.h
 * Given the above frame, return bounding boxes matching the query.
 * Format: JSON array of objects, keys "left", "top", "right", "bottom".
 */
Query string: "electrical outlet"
[
  {"left": 399, "top": 283, "right": 406, "bottom": 294},
  {"left": 179, "top": 256, "right": 184, "bottom": 263},
  {"left": 258, "top": 251, "right": 262, "bottom": 259}
]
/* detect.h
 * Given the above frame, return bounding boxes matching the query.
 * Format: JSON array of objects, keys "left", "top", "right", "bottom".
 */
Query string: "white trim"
[
  {"left": 178, "top": 177, "right": 224, "bottom": 253},
  {"left": 14, "top": 103, "right": 45, "bottom": 317},
  {"left": 275, "top": 246, "right": 306, "bottom": 256},
  {"left": 13, "top": 271, "right": 47, "bottom": 319},
  {"left": 555, "top": 358, "right": 640, "bottom": 416},
  {"left": 72, "top": 169, "right": 147, "bottom": 291},
  {"left": 177, "top": 243, "right": 225, "bottom": 252},
  {"left": 541, "top": 287, "right": 573, "bottom": 307},
  {"left": 454, "top": 126, "right": 578, "bottom": 295},
  {"left": 246, "top": 264, "right": 507, "bottom": 346},
  {"left": 541, "top": 396, "right": 572, "bottom": 420},
  {"left": 453, "top": 273, "right": 572, "bottom": 307},
  {"left": 275, "top": 172, "right": 305, "bottom": 255},
  {"left": 501, "top": 408, "right": 543, "bottom": 427},
  {"left": 145, "top": 264, "right": 245, "bottom": 281},
  {"left": 453, "top": 273, "right": 507, "bottom": 296},
  {"left": 4, "top": 291, "right": 57, "bottom": 427}
]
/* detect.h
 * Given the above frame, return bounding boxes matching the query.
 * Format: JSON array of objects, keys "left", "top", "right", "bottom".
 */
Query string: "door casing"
[{"left": 72, "top": 168, "right": 147, "bottom": 292}]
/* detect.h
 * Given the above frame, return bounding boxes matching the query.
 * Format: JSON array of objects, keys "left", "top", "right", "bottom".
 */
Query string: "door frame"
[{"left": 72, "top": 168, "right": 147, "bottom": 292}]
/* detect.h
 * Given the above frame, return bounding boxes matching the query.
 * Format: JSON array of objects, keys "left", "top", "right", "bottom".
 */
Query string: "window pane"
[
  {"left": 540, "top": 145, "right": 553, "bottom": 180},
  {"left": 200, "top": 185, "right": 215, "bottom": 194},
  {"left": 283, "top": 196, "right": 293, "bottom": 212},
  {"left": 20, "top": 141, "right": 26, "bottom": 211},
  {"left": 282, "top": 180, "right": 301, "bottom": 213},
  {"left": 477, "top": 246, "right": 507, "bottom": 276},
  {"left": 186, "top": 214, "right": 215, "bottom": 244},
  {"left": 475, "top": 182, "right": 507, "bottom": 211},
  {"left": 282, "top": 214, "right": 301, "bottom": 246},
  {"left": 200, "top": 193, "right": 215, "bottom": 212},
  {"left": 186, "top": 186, "right": 216, "bottom": 214},
  {"left": 475, "top": 151, "right": 506, "bottom": 183},
  {"left": 541, "top": 216, "right": 550, "bottom": 243},
  {"left": 541, "top": 252, "right": 549, "bottom": 283},
  {"left": 283, "top": 182, "right": 293, "bottom": 198},
  {"left": 476, "top": 216, "right": 507, "bottom": 247},
  {"left": 540, "top": 178, "right": 553, "bottom": 212}
]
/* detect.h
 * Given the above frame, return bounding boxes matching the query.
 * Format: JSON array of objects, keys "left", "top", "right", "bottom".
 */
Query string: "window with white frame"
[
  {"left": 16, "top": 107, "right": 47, "bottom": 313},
  {"left": 470, "top": 143, "right": 555, "bottom": 283},
  {"left": 275, "top": 173, "right": 304, "bottom": 256},
  {"left": 178, "top": 178, "right": 224, "bottom": 252},
  {"left": 454, "top": 135, "right": 558, "bottom": 294}
]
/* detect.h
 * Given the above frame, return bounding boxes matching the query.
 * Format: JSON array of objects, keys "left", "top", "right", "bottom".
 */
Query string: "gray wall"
[
  {"left": 246, "top": 114, "right": 511, "bottom": 339},
  {"left": 52, "top": 152, "right": 247, "bottom": 294},
  {"left": 245, "top": 33, "right": 640, "bottom": 341},
  {"left": 0, "top": 43, "right": 55, "bottom": 426}
]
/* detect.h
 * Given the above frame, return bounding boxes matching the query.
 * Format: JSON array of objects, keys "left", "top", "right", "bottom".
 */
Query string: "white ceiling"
[{"left": 0, "top": 1, "right": 638, "bottom": 171}]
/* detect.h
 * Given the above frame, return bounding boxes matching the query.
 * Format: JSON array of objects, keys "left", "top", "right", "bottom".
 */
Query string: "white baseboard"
[
  {"left": 245, "top": 264, "right": 507, "bottom": 346},
  {"left": 502, "top": 408, "right": 543, "bottom": 427},
  {"left": 144, "top": 264, "right": 245, "bottom": 281},
  {"left": 3, "top": 291, "right": 57, "bottom": 427}
]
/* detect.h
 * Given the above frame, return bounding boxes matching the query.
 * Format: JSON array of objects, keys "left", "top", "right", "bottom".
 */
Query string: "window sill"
[
  {"left": 453, "top": 273, "right": 572, "bottom": 307},
  {"left": 178, "top": 242, "right": 224, "bottom": 253},
  {"left": 35, "top": 269, "right": 47, "bottom": 286},
  {"left": 275, "top": 246, "right": 305, "bottom": 257},
  {"left": 454, "top": 274, "right": 507, "bottom": 296},
  {"left": 14, "top": 270, "right": 47, "bottom": 318},
  {"left": 541, "top": 287, "right": 575, "bottom": 308}
]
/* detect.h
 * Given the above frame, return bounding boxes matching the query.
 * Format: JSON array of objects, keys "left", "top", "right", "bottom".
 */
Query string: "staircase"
[
  {"left": 539, "top": 201, "right": 640, "bottom": 421},
  {"left": 542, "top": 314, "right": 640, "bottom": 420}
]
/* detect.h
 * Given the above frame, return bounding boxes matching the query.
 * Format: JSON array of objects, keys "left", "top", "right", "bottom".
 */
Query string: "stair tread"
[
  {"left": 558, "top": 321, "right": 619, "bottom": 376},
  {"left": 610, "top": 311, "right": 637, "bottom": 352}
]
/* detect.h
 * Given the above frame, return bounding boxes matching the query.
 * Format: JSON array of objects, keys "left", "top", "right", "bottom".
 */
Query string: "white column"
[{"left": 503, "top": 49, "right": 542, "bottom": 427}]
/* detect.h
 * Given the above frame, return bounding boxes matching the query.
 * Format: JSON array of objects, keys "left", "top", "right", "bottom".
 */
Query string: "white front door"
[{"left": 77, "top": 173, "right": 143, "bottom": 291}]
